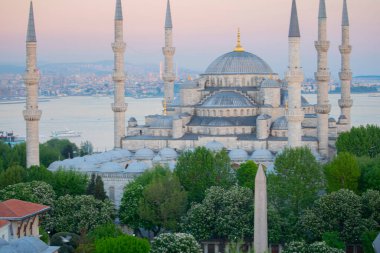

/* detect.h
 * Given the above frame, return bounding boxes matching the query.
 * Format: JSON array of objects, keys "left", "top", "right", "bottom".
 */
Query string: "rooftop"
[{"left": 0, "top": 199, "right": 50, "bottom": 220}]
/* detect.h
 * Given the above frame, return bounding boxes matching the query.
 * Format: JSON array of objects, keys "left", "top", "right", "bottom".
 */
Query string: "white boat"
[{"left": 51, "top": 129, "right": 81, "bottom": 138}]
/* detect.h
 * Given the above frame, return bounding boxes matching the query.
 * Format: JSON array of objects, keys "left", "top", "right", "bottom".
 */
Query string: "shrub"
[
  {"left": 94, "top": 235, "right": 150, "bottom": 253},
  {"left": 150, "top": 233, "right": 200, "bottom": 253}
]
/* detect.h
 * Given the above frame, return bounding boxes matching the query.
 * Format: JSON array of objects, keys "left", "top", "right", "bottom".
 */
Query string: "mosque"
[{"left": 22, "top": 0, "right": 353, "bottom": 207}]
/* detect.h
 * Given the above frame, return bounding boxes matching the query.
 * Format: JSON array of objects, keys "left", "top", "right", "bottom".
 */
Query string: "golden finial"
[
  {"left": 234, "top": 28, "right": 245, "bottom": 52},
  {"left": 163, "top": 99, "right": 167, "bottom": 116}
]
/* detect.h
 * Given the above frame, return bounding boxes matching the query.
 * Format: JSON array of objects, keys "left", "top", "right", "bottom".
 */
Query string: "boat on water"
[
  {"left": 0, "top": 131, "right": 26, "bottom": 147},
  {"left": 51, "top": 129, "right": 81, "bottom": 139}
]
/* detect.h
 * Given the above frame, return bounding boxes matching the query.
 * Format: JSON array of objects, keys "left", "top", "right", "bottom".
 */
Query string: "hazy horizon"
[{"left": 0, "top": 0, "right": 379, "bottom": 78}]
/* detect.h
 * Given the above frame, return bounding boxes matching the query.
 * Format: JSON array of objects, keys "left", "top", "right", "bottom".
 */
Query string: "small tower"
[
  {"left": 162, "top": 0, "right": 176, "bottom": 106},
  {"left": 315, "top": 0, "right": 331, "bottom": 157},
  {"left": 338, "top": 0, "right": 353, "bottom": 132},
  {"left": 285, "top": 0, "right": 304, "bottom": 148},
  {"left": 254, "top": 164, "right": 268, "bottom": 253},
  {"left": 111, "top": 0, "right": 128, "bottom": 149},
  {"left": 23, "top": 1, "right": 42, "bottom": 168}
]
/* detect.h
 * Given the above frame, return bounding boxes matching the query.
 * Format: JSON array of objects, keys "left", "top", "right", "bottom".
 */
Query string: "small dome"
[
  {"left": 152, "top": 155, "right": 162, "bottom": 163},
  {"left": 100, "top": 162, "right": 124, "bottom": 173},
  {"left": 128, "top": 117, "right": 138, "bottom": 127},
  {"left": 201, "top": 91, "right": 253, "bottom": 108},
  {"left": 135, "top": 148, "right": 155, "bottom": 160},
  {"left": 205, "top": 141, "right": 224, "bottom": 152},
  {"left": 229, "top": 149, "right": 249, "bottom": 161},
  {"left": 204, "top": 51, "right": 274, "bottom": 75},
  {"left": 128, "top": 117, "right": 137, "bottom": 122},
  {"left": 159, "top": 148, "right": 178, "bottom": 160},
  {"left": 126, "top": 162, "right": 149, "bottom": 173},
  {"left": 272, "top": 116, "right": 288, "bottom": 130},
  {"left": 250, "top": 149, "right": 274, "bottom": 161}
]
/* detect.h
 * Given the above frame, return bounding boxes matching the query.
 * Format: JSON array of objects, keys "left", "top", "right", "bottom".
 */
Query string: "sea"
[{"left": 0, "top": 93, "right": 379, "bottom": 151}]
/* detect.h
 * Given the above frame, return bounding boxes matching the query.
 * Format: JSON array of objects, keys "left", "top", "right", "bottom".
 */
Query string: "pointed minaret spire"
[
  {"left": 342, "top": 0, "right": 349, "bottom": 26},
  {"left": 115, "top": 0, "right": 123, "bottom": 20},
  {"left": 319, "top": 0, "right": 327, "bottom": 18},
  {"left": 289, "top": 0, "right": 300, "bottom": 37},
  {"left": 165, "top": 0, "right": 173, "bottom": 29},
  {"left": 286, "top": 0, "right": 304, "bottom": 148},
  {"left": 27, "top": 1, "right": 36, "bottom": 42}
]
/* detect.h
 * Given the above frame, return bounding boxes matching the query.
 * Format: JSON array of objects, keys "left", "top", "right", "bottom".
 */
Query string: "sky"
[{"left": 0, "top": 0, "right": 379, "bottom": 78}]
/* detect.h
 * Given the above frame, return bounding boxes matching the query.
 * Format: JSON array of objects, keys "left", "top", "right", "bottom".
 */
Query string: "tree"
[
  {"left": 80, "top": 141, "right": 93, "bottom": 156},
  {"left": 0, "top": 181, "right": 55, "bottom": 206},
  {"left": 47, "top": 195, "right": 114, "bottom": 234},
  {"left": 0, "top": 165, "right": 26, "bottom": 189},
  {"left": 358, "top": 156, "right": 380, "bottom": 192},
  {"left": 298, "top": 189, "right": 365, "bottom": 244},
  {"left": 267, "top": 147, "right": 324, "bottom": 241},
  {"left": 236, "top": 160, "right": 258, "bottom": 190},
  {"left": 94, "top": 175, "right": 107, "bottom": 201},
  {"left": 51, "top": 232, "right": 81, "bottom": 253},
  {"left": 87, "top": 223, "right": 123, "bottom": 242},
  {"left": 50, "top": 169, "right": 88, "bottom": 197},
  {"left": 181, "top": 186, "right": 253, "bottom": 241},
  {"left": 40, "top": 144, "right": 61, "bottom": 168},
  {"left": 336, "top": 125, "right": 380, "bottom": 158},
  {"left": 43, "top": 139, "right": 79, "bottom": 159},
  {"left": 324, "top": 152, "right": 361, "bottom": 193},
  {"left": 174, "top": 147, "right": 236, "bottom": 204},
  {"left": 138, "top": 174, "right": 187, "bottom": 235},
  {"left": 26, "top": 165, "right": 53, "bottom": 182},
  {"left": 283, "top": 241, "right": 345, "bottom": 253},
  {"left": 150, "top": 233, "right": 200, "bottom": 253},
  {"left": 94, "top": 235, "right": 150, "bottom": 253},
  {"left": 361, "top": 190, "right": 380, "bottom": 230},
  {"left": 87, "top": 173, "right": 96, "bottom": 195}
]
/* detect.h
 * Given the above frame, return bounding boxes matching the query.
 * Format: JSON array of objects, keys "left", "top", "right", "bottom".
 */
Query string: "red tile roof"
[
  {"left": 0, "top": 199, "right": 50, "bottom": 220},
  {"left": 0, "top": 220, "right": 9, "bottom": 228}
]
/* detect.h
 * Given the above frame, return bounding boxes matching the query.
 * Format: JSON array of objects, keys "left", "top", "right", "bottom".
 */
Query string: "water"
[{"left": 0, "top": 94, "right": 379, "bottom": 151}]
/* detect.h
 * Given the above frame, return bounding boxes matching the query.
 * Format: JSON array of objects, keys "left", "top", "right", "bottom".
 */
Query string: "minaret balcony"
[
  {"left": 112, "top": 73, "right": 126, "bottom": 82},
  {"left": 315, "top": 41, "right": 330, "bottom": 52},
  {"left": 339, "top": 71, "right": 352, "bottom": 81},
  {"left": 112, "top": 103, "right": 128, "bottom": 112},
  {"left": 315, "top": 104, "right": 331, "bottom": 114},
  {"left": 162, "top": 73, "right": 176, "bottom": 82},
  {"left": 162, "top": 47, "right": 176, "bottom": 56},
  {"left": 23, "top": 109, "right": 42, "bottom": 121},
  {"left": 339, "top": 45, "right": 352, "bottom": 54},
  {"left": 314, "top": 71, "right": 330, "bottom": 82},
  {"left": 112, "top": 42, "right": 126, "bottom": 52},
  {"left": 338, "top": 98, "right": 353, "bottom": 108}
]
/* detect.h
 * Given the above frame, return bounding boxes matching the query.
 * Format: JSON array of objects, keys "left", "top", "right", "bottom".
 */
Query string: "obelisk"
[{"left": 254, "top": 164, "right": 268, "bottom": 253}]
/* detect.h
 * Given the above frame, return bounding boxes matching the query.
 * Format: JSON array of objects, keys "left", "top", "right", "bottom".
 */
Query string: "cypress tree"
[
  {"left": 86, "top": 173, "right": 96, "bottom": 195},
  {"left": 94, "top": 175, "right": 107, "bottom": 201}
]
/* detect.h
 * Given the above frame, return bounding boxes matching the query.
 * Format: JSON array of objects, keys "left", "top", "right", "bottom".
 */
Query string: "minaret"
[
  {"left": 23, "top": 1, "right": 41, "bottom": 168},
  {"left": 285, "top": 0, "right": 304, "bottom": 148},
  {"left": 338, "top": 0, "right": 353, "bottom": 131},
  {"left": 162, "top": 0, "right": 176, "bottom": 105},
  {"left": 254, "top": 164, "right": 268, "bottom": 253},
  {"left": 315, "top": 0, "right": 331, "bottom": 157},
  {"left": 112, "top": 0, "right": 127, "bottom": 149}
]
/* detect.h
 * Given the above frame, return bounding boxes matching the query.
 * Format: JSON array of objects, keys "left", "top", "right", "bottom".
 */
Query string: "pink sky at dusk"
[{"left": 0, "top": 0, "right": 379, "bottom": 77}]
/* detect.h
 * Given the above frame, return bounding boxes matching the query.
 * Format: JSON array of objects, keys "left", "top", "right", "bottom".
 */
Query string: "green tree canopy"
[
  {"left": 94, "top": 175, "right": 107, "bottom": 201},
  {"left": 51, "top": 232, "right": 81, "bottom": 253},
  {"left": 94, "top": 235, "right": 150, "bottom": 253},
  {"left": 47, "top": 195, "right": 114, "bottom": 234},
  {"left": 358, "top": 155, "right": 380, "bottom": 192},
  {"left": 236, "top": 160, "right": 258, "bottom": 190},
  {"left": 86, "top": 173, "right": 96, "bottom": 196},
  {"left": 43, "top": 139, "right": 79, "bottom": 160},
  {"left": 150, "top": 233, "right": 200, "bottom": 253},
  {"left": 25, "top": 165, "right": 53, "bottom": 182},
  {"left": 336, "top": 124, "right": 380, "bottom": 158},
  {"left": 0, "top": 165, "right": 27, "bottom": 189},
  {"left": 283, "top": 241, "right": 345, "bottom": 253},
  {"left": 87, "top": 223, "right": 123, "bottom": 242},
  {"left": 174, "top": 147, "right": 236, "bottom": 204},
  {"left": 324, "top": 152, "right": 361, "bottom": 193},
  {"left": 50, "top": 169, "right": 88, "bottom": 197},
  {"left": 0, "top": 181, "right": 55, "bottom": 206},
  {"left": 181, "top": 186, "right": 253, "bottom": 241}
]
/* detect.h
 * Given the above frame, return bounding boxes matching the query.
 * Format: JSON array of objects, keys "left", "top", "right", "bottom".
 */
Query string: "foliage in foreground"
[
  {"left": 181, "top": 186, "right": 253, "bottom": 241},
  {"left": 47, "top": 195, "right": 114, "bottom": 234},
  {"left": 236, "top": 160, "right": 258, "bottom": 190},
  {"left": 283, "top": 241, "right": 345, "bottom": 253},
  {"left": 94, "top": 235, "right": 150, "bottom": 253},
  {"left": 150, "top": 233, "right": 200, "bottom": 253}
]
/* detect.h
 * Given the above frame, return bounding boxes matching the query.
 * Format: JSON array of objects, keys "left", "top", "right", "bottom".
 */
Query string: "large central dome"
[{"left": 204, "top": 51, "right": 274, "bottom": 75}]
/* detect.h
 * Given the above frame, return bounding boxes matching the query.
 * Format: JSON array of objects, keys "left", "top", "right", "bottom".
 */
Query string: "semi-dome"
[
  {"left": 159, "top": 148, "right": 178, "bottom": 160},
  {"left": 272, "top": 116, "right": 288, "bottom": 130},
  {"left": 229, "top": 149, "right": 249, "bottom": 161},
  {"left": 250, "top": 149, "right": 274, "bottom": 161},
  {"left": 205, "top": 141, "right": 224, "bottom": 152},
  {"left": 201, "top": 91, "right": 253, "bottom": 108},
  {"left": 204, "top": 51, "right": 274, "bottom": 75},
  {"left": 134, "top": 148, "right": 155, "bottom": 160}
]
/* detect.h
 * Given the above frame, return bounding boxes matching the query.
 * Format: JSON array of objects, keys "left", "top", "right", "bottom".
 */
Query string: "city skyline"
[{"left": 0, "top": 0, "right": 379, "bottom": 78}]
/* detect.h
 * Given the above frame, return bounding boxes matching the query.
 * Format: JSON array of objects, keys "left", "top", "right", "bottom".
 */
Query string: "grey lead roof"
[
  {"left": 319, "top": 0, "right": 327, "bottom": 18},
  {"left": 165, "top": 0, "right": 173, "bottom": 29},
  {"left": 26, "top": 1, "right": 36, "bottom": 42},
  {"left": 200, "top": 91, "right": 254, "bottom": 108},
  {"left": 289, "top": 0, "right": 300, "bottom": 37},
  {"left": 115, "top": 0, "right": 123, "bottom": 20},
  {"left": 188, "top": 116, "right": 257, "bottom": 127},
  {"left": 342, "top": 0, "right": 349, "bottom": 26}
]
